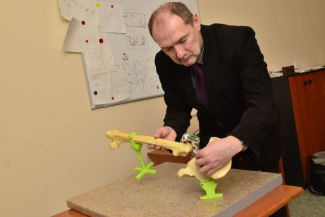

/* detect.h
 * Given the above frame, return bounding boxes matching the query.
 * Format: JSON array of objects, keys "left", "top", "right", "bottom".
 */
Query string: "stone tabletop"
[{"left": 67, "top": 162, "right": 282, "bottom": 217}]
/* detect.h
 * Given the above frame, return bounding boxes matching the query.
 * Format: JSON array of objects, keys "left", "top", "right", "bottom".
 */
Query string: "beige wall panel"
[{"left": 198, "top": 0, "right": 325, "bottom": 69}]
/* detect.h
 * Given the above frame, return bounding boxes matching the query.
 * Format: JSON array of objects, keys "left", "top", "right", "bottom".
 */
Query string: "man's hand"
[
  {"left": 147, "top": 126, "right": 177, "bottom": 151},
  {"left": 195, "top": 136, "right": 243, "bottom": 176}
]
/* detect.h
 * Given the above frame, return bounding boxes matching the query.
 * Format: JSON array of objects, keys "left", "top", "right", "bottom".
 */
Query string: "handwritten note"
[
  {"left": 89, "top": 73, "right": 112, "bottom": 105},
  {"left": 83, "top": 31, "right": 116, "bottom": 75},
  {"left": 110, "top": 71, "right": 131, "bottom": 102},
  {"left": 58, "top": 0, "right": 99, "bottom": 23},
  {"left": 99, "top": 0, "right": 126, "bottom": 33},
  {"left": 63, "top": 18, "right": 99, "bottom": 53},
  {"left": 58, "top": 0, "right": 72, "bottom": 20}
]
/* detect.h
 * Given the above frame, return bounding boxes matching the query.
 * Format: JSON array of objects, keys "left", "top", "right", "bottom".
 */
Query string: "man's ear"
[{"left": 192, "top": 13, "right": 201, "bottom": 31}]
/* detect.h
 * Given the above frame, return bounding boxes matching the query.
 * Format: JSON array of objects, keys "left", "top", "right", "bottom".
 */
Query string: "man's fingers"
[
  {"left": 148, "top": 145, "right": 167, "bottom": 152},
  {"left": 153, "top": 132, "right": 162, "bottom": 139},
  {"left": 195, "top": 149, "right": 204, "bottom": 159},
  {"left": 153, "top": 127, "right": 162, "bottom": 139},
  {"left": 198, "top": 165, "right": 210, "bottom": 175},
  {"left": 194, "top": 158, "right": 205, "bottom": 167},
  {"left": 160, "top": 128, "right": 170, "bottom": 138},
  {"left": 199, "top": 163, "right": 222, "bottom": 175},
  {"left": 154, "top": 145, "right": 163, "bottom": 151},
  {"left": 206, "top": 168, "right": 219, "bottom": 176},
  {"left": 147, "top": 144, "right": 155, "bottom": 149}
]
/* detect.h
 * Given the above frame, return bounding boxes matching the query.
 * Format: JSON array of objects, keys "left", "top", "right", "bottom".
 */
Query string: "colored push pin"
[
  {"left": 111, "top": 5, "right": 114, "bottom": 8},
  {"left": 94, "top": 91, "right": 98, "bottom": 95},
  {"left": 99, "top": 38, "right": 104, "bottom": 43},
  {"left": 96, "top": 2, "right": 100, "bottom": 7},
  {"left": 81, "top": 21, "right": 85, "bottom": 25},
  {"left": 111, "top": 97, "right": 114, "bottom": 100},
  {"left": 85, "top": 40, "right": 88, "bottom": 43}
]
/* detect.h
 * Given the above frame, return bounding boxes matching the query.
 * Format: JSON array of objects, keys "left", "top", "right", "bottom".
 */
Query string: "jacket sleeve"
[
  {"left": 228, "top": 27, "right": 279, "bottom": 157},
  {"left": 155, "top": 52, "right": 193, "bottom": 141}
]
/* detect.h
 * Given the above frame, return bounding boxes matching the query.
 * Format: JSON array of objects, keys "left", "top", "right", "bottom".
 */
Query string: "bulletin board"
[{"left": 59, "top": 0, "right": 200, "bottom": 109}]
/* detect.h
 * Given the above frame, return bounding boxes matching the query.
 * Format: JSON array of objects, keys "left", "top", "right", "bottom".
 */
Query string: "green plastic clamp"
[
  {"left": 199, "top": 180, "right": 223, "bottom": 200},
  {"left": 129, "top": 132, "right": 157, "bottom": 180}
]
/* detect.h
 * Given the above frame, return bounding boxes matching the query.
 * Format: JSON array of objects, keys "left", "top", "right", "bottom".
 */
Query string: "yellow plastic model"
[
  {"left": 106, "top": 130, "right": 192, "bottom": 157},
  {"left": 178, "top": 137, "right": 232, "bottom": 181},
  {"left": 105, "top": 130, "right": 231, "bottom": 199}
]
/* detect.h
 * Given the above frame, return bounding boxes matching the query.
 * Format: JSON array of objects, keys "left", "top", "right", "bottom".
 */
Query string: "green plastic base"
[
  {"left": 199, "top": 180, "right": 223, "bottom": 200},
  {"left": 134, "top": 162, "right": 157, "bottom": 179},
  {"left": 129, "top": 132, "right": 157, "bottom": 180}
]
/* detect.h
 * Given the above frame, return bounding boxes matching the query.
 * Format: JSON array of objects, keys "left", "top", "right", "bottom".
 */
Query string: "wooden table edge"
[
  {"left": 52, "top": 209, "right": 87, "bottom": 217},
  {"left": 234, "top": 185, "right": 303, "bottom": 217},
  {"left": 53, "top": 185, "right": 303, "bottom": 217}
]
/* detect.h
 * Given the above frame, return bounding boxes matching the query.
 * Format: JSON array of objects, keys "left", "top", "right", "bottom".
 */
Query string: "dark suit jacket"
[{"left": 155, "top": 24, "right": 283, "bottom": 169}]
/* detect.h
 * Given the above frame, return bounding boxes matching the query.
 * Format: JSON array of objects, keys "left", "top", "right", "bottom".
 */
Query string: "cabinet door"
[{"left": 288, "top": 70, "right": 325, "bottom": 183}]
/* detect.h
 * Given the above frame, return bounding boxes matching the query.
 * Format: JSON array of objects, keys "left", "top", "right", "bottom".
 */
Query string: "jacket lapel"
[{"left": 200, "top": 25, "right": 224, "bottom": 118}]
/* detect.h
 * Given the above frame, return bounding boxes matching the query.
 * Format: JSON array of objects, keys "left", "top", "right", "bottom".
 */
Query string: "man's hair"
[{"left": 148, "top": 2, "right": 194, "bottom": 38}]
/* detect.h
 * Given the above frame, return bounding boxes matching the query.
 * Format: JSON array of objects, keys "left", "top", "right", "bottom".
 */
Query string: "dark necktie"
[{"left": 192, "top": 62, "right": 212, "bottom": 113}]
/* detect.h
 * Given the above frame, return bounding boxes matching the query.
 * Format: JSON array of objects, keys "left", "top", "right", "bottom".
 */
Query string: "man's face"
[{"left": 152, "top": 13, "right": 201, "bottom": 66}]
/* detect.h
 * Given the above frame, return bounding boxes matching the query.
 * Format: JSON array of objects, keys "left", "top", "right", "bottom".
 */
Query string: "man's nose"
[{"left": 174, "top": 46, "right": 184, "bottom": 59}]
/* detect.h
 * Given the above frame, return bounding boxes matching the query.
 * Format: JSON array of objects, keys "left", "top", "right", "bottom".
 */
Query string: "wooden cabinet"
[
  {"left": 288, "top": 70, "right": 325, "bottom": 182},
  {"left": 272, "top": 69, "right": 325, "bottom": 187}
]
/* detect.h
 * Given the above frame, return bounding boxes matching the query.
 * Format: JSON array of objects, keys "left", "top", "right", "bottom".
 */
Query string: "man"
[{"left": 148, "top": 3, "right": 285, "bottom": 216}]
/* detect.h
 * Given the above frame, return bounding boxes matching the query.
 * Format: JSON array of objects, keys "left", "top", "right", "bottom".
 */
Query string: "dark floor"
[{"left": 288, "top": 189, "right": 325, "bottom": 217}]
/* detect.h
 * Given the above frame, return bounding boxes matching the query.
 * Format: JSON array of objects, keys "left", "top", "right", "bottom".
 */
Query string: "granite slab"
[{"left": 67, "top": 162, "right": 283, "bottom": 217}]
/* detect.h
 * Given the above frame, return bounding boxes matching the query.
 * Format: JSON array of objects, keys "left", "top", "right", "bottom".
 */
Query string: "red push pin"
[
  {"left": 99, "top": 38, "right": 104, "bottom": 43},
  {"left": 81, "top": 21, "right": 85, "bottom": 25},
  {"left": 112, "top": 97, "right": 114, "bottom": 100},
  {"left": 111, "top": 5, "right": 113, "bottom": 8},
  {"left": 85, "top": 40, "right": 88, "bottom": 43}
]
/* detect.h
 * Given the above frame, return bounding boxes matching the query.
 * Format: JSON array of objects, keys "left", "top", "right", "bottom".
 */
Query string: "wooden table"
[
  {"left": 147, "top": 150, "right": 290, "bottom": 216},
  {"left": 53, "top": 161, "right": 303, "bottom": 217},
  {"left": 53, "top": 185, "right": 302, "bottom": 217}
]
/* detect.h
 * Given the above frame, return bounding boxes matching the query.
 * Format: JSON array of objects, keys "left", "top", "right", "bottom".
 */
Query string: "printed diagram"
[
  {"left": 116, "top": 57, "right": 162, "bottom": 93},
  {"left": 125, "top": 12, "right": 147, "bottom": 28},
  {"left": 126, "top": 36, "right": 149, "bottom": 50}
]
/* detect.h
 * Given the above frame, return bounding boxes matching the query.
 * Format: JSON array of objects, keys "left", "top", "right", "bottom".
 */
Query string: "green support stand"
[
  {"left": 199, "top": 180, "right": 223, "bottom": 200},
  {"left": 129, "top": 132, "right": 157, "bottom": 180}
]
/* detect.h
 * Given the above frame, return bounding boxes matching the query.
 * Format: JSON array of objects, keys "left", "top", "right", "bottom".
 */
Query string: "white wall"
[{"left": 0, "top": 0, "right": 324, "bottom": 216}]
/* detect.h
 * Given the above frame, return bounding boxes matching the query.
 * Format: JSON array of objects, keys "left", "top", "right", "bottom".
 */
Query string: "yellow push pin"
[{"left": 96, "top": 2, "right": 100, "bottom": 7}]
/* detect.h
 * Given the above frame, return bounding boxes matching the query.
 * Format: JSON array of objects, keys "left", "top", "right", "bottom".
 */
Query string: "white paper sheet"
[
  {"left": 295, "top": 66, "right": 325, "bottom": 73},
  {"left": 89, "top": 73, "right": 112, "bottom": 105},
  {"left": 83, "top": 30, "right": 117, "bottom": 75},
  {"left": 110, "top": 71, "right": 131, "bottom": 102},
  {"left": 99, "top": 0, "right": 126, "bottom": 33},
  {"left": 70, "top": 0, "right": 99, "bottom": 23},
  {"left": 58, "top": 0, "right": 99, "bottom": 23},
  {"left": 63, "top": 18, "right": 100, "bottom": 53},
  {"left": 58, "top": 0, "right": 72, "bottom": 20}
]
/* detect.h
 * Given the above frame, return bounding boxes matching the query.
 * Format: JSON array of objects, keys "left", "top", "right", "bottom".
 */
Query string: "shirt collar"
[{"left": 196, "top": 32, "right": 204, "bottom": 65}]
